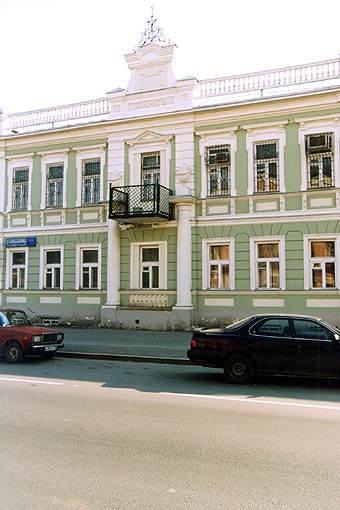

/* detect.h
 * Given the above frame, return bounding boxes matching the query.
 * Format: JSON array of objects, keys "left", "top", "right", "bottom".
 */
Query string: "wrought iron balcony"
[{"left": 109, "top": 184, "right": 174, "bottom": 223}]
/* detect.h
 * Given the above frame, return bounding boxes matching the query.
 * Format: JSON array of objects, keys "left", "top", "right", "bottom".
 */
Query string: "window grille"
[
  {"left": 254, "top": 141, "right": 278, "bottom": 192},
  {"left": 46, "top": 164, "right": 63, "bottom": 207},
  {"left": 141, "top": 153, "right": 160, "bottom": 201},
  {"left": 12, "top": 168, "right": 28, "bottom": 210},
  {"left": 82, "top": 160, "right": 100, "bottom": 204},
  {"left": 305, "top": 133, "right": 334, "bottom": 188},
  {"left": 205, "top": 145, "right": 230, "bottom": 197}
]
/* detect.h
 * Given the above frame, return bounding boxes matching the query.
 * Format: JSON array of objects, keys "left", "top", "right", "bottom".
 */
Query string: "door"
[
  {"left": 249, "top": 317, "right": 295, "bottom": 375},
  {"left": 292, "top": 318, "right": 340, "bottom": 377}
]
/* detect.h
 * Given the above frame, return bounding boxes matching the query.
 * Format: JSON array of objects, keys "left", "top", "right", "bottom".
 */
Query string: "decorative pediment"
[
  {"left": 106, "top": 11, "right": 196, "bottom": 120},
  {"left": 125, "top": 44, "right": 177, "bottom": 93},
  {"left": 126, "top": 130, "right": 173, "bottom": 148}
]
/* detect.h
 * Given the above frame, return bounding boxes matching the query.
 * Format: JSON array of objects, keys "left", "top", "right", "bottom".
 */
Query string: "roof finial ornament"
[{"left": 136, "top": 6, "right": 171, "bottom": 50}]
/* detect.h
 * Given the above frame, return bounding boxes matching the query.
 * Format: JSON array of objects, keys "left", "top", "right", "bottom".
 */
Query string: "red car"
[{"left": 0, "top": 308, "right": 64, "bottom": 363}]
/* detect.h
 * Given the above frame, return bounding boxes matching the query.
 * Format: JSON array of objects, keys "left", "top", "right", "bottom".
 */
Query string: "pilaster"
[{"left": 170, "top": 196, "right": 196, "bottom": 309}]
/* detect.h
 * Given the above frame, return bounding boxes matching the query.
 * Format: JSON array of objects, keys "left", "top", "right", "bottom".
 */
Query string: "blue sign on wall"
[{"left": 6, "top": 237, "right": 37, "bottom": 248}]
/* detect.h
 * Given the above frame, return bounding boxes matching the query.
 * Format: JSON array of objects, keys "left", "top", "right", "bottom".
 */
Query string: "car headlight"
[
  {"left": 57, "top": 334, "right": 63, "bottom": 342},
  {"left": 32, "top": 335, "right": 42, "bottom": 343}
]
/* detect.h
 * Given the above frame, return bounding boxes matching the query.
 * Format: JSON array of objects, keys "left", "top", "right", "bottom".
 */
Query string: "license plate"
[{"left": 45, "top": 346, "right": 57, "bottom": 351}]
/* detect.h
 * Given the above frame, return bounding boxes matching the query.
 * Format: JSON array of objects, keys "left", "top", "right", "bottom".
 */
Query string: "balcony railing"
[{"left": 109, "top": 184, "right": 174, "bottom": 223}]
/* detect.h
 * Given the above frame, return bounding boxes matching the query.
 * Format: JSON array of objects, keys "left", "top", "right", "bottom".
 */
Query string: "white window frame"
[
  {"left": 39, "top": 246, "right": 64, "bottom": 290},
  {"left": 198, "top": 129, "right": 237, "bottom": 198},
  {"left": 6, "top": 247, "right": 28, "bottom": 290},
  {"left": 75, "top": 146, "right": 106, "bottom": 207},
  {"left": 130, "top": 241, "right": 167, "bottom": 290},
  {"left": 303, "top": 235, "right": 340, "bottom": 290},
  {"left": 297, "top": 117, "right": 340, "bottom": 191},
  {"left": 245, "top": 122, "right": 287, "bottom": 195},
  {"left": 141, "top": 246, "right": 160, "bottom": 289},
  {"left": 127, "top": 131, "right": 172, "bottom": 188},
  {"left": 250, "top": 236, "right": 286, "bottom": 290},
  {"left": 75, "top": 244, "right": 102, "bottom": 290},
  {"left": 6, "top": 156, "right": 33, "bottom": 212},
  {"left": 40, "top": 152, "right": 68, "bottom": 209},
  {"left": 202, "top": 238, "right": 235, "bottom": 290}
]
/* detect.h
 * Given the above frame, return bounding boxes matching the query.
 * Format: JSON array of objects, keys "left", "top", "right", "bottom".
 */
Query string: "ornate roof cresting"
[{"left": 136, "top": 6, "right": 171, "bottom": 50}]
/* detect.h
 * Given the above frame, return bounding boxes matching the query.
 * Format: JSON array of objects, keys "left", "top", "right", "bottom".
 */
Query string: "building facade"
[{"left": 1, "top": 19, "right": 340, "bottom": 330}]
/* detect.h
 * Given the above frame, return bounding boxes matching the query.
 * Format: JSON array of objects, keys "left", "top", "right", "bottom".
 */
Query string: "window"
[
  {"left": 80, "top": 249, "right": 99, "bottom": 289},
  {"left": 205, "top": 145, "right": 230, "bottom": 197},
  {"left": 141, "top": 247, "right": 159, "bottom": 289},
  {"left": 141, "top": 152, "right": 160, "bottom": 200},
  {"left": 9, "top": 251, "right": 26, "bottom": 289},
  {"left": 310, "top": 240, "right": 335, "bottom": 288},
  {"left": 82, "top": 160, "right": 100, "bottom": 204},
  {"left": 255, "top": 242, "right": 280, "bottom": 289},
  {"left": 202, "top": 239, "right": 235, "bottom": 290},
  {"left": 46, "top": 164, "right": 63, "bottom": 207},
  {"left": 198, "top": 130, "right": 237, "bottom": 198},
  {"left": 293, "top": 319, "right": 333, "bottom": 340},
  {"left": 75, "top": 146, "right": 105, "bottom": 207},
  {"left": 12, "top": 168, "right": 28, "bottom": 210},
  {"left": 43, "top": 249, "right": 62, "bottom": 289},
  {"left": 130, "top": 242, "right": 167, "bottom": 290},
  {"left": 254, "top": 141, "right": 278, "bottom": 192},
  {"left": 252, "top": 318, "right": 290, "bottom": 337},
  {"left": 305, "top": 133, "right": 334, "bottom": 188},
  {"left": 245, "top": 123, "right": 287, "bottom": 195},
  {"left": 208, "top": 244, "right": 230, "bottom": 289},
  {"left": 127, "top": 131, "right": 172, "bottom": 189}
]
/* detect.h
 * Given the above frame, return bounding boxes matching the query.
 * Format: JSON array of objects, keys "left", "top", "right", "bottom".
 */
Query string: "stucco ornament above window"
[{"left": 136, "top": 7, "right": 171, "bottom": 49}]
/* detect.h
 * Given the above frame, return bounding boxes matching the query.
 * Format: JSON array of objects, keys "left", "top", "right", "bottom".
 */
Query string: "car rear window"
[{"left": 225, "top": 316, "right": 253, "bottom": 331}]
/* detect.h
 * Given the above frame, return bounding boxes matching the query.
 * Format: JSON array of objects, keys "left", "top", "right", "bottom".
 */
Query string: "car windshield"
[
  {"left": 321, "top": 320, "right": 340, "bottom": 335},
  {"left": 224, "top": 316, "right": 253, "bottom": 331},
  {"left": 0, "top": 311, "right": 31, "bottom": 327}
]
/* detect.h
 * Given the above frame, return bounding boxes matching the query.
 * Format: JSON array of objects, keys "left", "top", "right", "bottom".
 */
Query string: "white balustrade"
[
  {"left": 129, "top": 293, "right": 168, "bottom": 308},
  {"left": 5, "top": 58, "right": 340, "bottom": 131},
  {"left": 9, "top": 98, "right": 110, "bottom": 129},
  {"left": 198, "top": 58, "right": 340, "bottom": 98}
]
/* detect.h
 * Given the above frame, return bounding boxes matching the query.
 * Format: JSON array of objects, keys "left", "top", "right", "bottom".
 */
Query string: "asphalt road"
[{"left": 1, "top": 357, "right": 339, "bottom": 510}]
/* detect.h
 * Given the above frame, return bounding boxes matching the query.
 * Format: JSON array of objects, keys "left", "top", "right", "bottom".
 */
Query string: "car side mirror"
[{"left": 333, "top": 334, "right": 340, "bottom": 342}]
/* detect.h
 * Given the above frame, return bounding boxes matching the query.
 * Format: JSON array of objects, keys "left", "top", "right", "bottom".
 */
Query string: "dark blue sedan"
[{"left": 187, "top": 314, "right": 340, "bottom": 384}]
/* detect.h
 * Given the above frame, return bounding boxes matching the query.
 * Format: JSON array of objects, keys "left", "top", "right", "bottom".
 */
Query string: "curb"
[{"left": 58, "top": 351, "right": 191, "bottom": 365}]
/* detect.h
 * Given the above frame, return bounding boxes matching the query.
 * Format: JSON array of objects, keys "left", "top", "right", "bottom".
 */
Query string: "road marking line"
[
  {"left": 160, "top": 392, "right": 340, "bottom": 411},
  {"left": 0, "top": 377, "right": 64, "bottom": 386}
]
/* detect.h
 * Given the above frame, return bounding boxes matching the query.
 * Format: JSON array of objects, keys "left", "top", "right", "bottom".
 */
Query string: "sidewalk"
[{"left": 57, "top": 327, "right": 192, "bottom": 365}]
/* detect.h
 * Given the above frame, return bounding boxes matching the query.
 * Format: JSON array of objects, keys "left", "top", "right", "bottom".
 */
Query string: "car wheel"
[
  {"left": 224, "top": 355, "right": 255, "bottom": 384},
  {"left": 5, "top": 341, "right": 25, "bottom": 363}
]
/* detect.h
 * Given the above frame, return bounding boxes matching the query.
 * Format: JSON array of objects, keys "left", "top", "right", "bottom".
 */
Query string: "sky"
[{"left": 1, "top": 0, "right": 340, "bottom": 113}]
